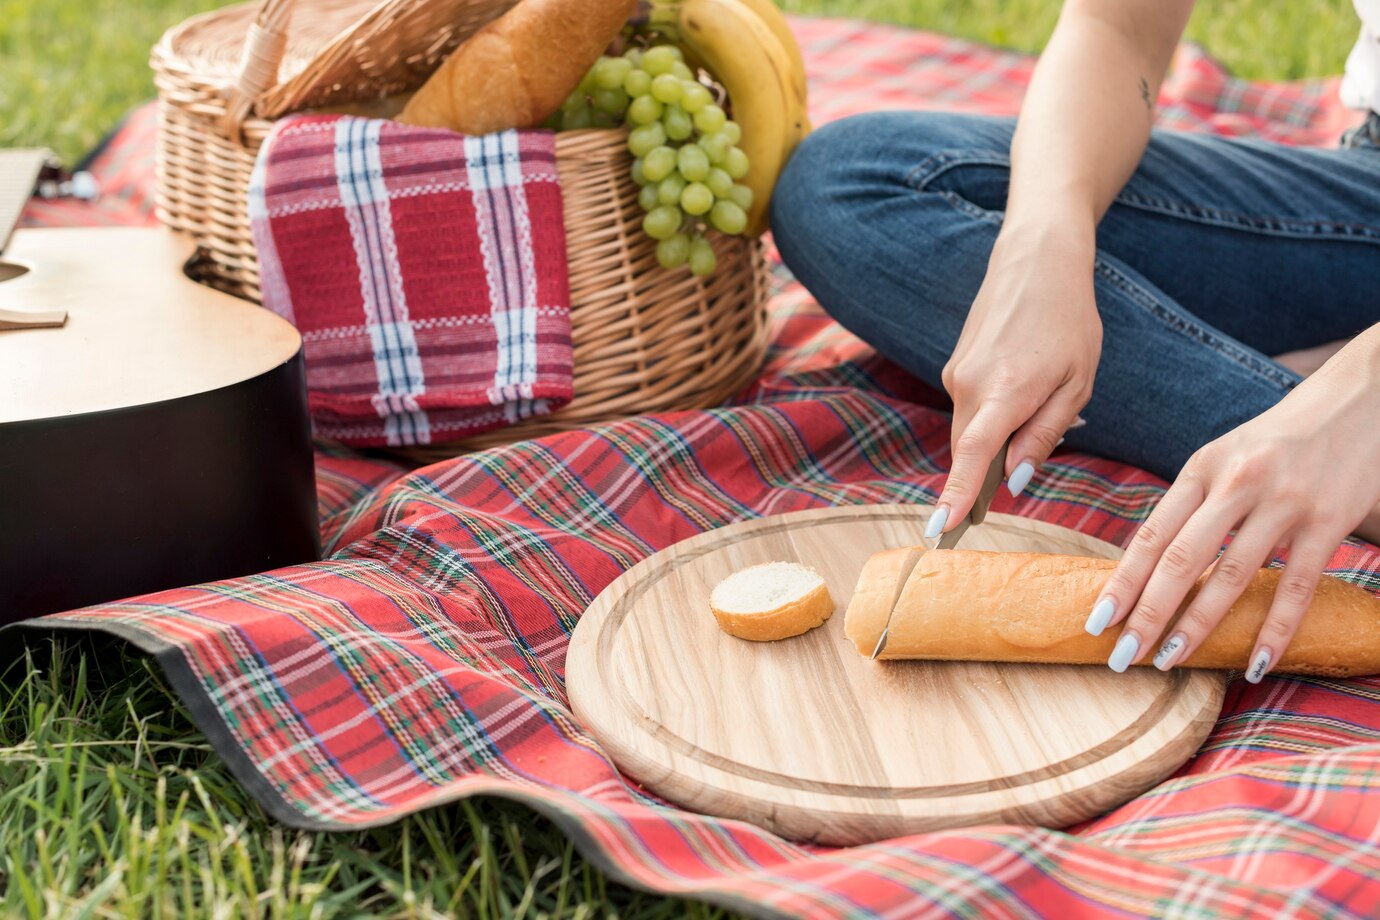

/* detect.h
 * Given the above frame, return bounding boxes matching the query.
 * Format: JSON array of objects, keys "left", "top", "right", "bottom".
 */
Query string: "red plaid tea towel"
[{"left": 248, "top": 115, "right": 573, "bottom": 447}]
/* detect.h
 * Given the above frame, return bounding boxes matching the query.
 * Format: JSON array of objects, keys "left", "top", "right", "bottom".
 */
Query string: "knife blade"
[{"left": 871, "top": 436, "right": 1012, "bottom": 659}]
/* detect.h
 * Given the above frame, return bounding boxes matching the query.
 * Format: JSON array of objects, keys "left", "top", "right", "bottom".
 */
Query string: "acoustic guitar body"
[{"left": 0, "top": 228, "right": 319, "bottom": 623}]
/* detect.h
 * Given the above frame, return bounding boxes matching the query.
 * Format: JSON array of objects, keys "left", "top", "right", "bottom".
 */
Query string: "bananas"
[
  {"left": 674, "top": 0, "right": 810, "bottom": 236},
  {"left": 726, "top": 0, "right": 810, "bottom": 130}
]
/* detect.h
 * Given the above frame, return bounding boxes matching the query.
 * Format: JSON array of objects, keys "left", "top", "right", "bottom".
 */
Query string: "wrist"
[{"left": 991, "top": 213, "right": 1096, "bottom": 266}]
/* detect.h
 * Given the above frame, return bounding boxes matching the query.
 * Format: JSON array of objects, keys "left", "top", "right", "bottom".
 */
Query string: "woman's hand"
[
  {"left": 930, "top": 226, "right": 1103, "bottom": 538},
  {"left": 1089, "top": 325, "right": 1380, "bottom": 681}
]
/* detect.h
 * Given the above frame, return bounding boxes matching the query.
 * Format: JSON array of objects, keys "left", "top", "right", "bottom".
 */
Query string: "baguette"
[
  {"left": 397, "top": 0, "right": 636, "bottom": 135},
  {"left": 845, "top": 549, "right": 1380, "bottom": 677}
]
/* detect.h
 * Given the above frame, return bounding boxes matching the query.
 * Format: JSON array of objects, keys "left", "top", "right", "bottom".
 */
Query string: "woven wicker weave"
[{"left": 151, "top": 0, "right": 769, "bottom": 453}]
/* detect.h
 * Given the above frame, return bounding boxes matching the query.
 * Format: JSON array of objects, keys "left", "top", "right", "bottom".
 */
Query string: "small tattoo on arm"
[{"left": 1139, "top": 77, "right": 1154, "bottom": 113}]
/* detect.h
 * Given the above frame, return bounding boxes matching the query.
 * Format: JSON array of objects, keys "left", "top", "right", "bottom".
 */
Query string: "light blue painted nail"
[
  {"left": 1006, "top": 460, "right": 1035, "bottom": 498},
  {"left": 923, "top": 506, "right": 949, "bottom": 541},
  {"left": 1245, "top": 648, "right": 1272, "bottom": 684},
  {"left": 1108, "top": 634, "right": 1141, "bottom": 673},
  {"left": 1085, "top": 597, "right": 1116, "bottom": 636}
]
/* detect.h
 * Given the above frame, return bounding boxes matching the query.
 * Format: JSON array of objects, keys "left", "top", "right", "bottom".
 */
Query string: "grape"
[
  {"left": 595, "top": 57, "right": 633, "bottom": 90},
  {"left": 627, "top": 122, "right": 667, "bottom": 157},
  {"left": 681, "top": 82, "right": 713, "bottom": 113},
  {"left": 722, "top": 146, "right": 750, "bottom": 179},
  {"left": 593, "top": 87, "right": 630, "bottom": 115},
  {"left": 622, "top": 47, "right": 643, "bottom": 66},
  {"left": 663, "top": 105, "right": 693, "bottom": 141},
  {"left": 709, "top": 200, "right": 747, "bottom": 235},
  {"left": 688, "top": 235, "right": 717, "bottom": 276},
  {"left": 561, "top": 91, "right": 587, "bottom": 114},
  {"left": 726, "top": 183, "right": 754, "bottom": 211},
  {"left": 656, "top": 173, "right": 687, "bottom": 206},
  {"left": 623, "top": 68, "right": 652, "bottom": 98},
  {"left": 680, "top": 181, "right": 713, "bottom": 215},
  {"left": 578, "top": 70, "right": 599, "bottom": 96},
  {"left": 721, "top": 120, "right": 742, "bottom": 145},
  {"left": 693, "top": 103, "right": 726, "bottom": 133},
  {"left": 656, "top": 232, "right": 691, "bottom": 269},
  {"left": 664, "top": 45, "right": 684, "bottom": 61},
  {"left": 670, "top": 61, "right": 695, "bottom": 81},
  {"left": 643, "top": 205, "right": 683, "bottom": 240},
  {"left": 705, "top": 167, "right": 733, "bottom": 198},
  {"left": 697, "top": 131, "right": 730, "bottom": 163},
  {"left": 540, "top": 110, "right": 562, "bottom": 130},
  {"left": 639, "top": 183, "right": 660, "bottom": 212},
  {"left": 591, "top": 110, "right": 618, "bottom": 128},
  {"left": 562, "top": 107, "right": 593, "bottom": 130},
  {"left": 642, "top": 45, "right": 677, "bottom": 76},
  {"left": 642, "top": 145, "right": 677, "bottom": 182},
  {"left": 630, "top": 156, "right": 647, "bottom": 186},
  {"left": 627, "top": 94, "right": 663, "bottom": 125},
  {"left": 676, "top": 144, "right": 710, "bottom": 182},
  {"left": 650, "top": 73, "right": 683, "bottom": 104}
]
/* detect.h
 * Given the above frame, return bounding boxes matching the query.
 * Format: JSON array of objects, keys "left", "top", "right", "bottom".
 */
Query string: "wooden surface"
[
  {"left": 567, "top": 505, "right": 1227, "bottom": 846},
  {"left": 0, "top": 149, "right": 49, "bottom": 252},
  {"left": 0, "top": 228, "right": 300, "bottom": 423}
]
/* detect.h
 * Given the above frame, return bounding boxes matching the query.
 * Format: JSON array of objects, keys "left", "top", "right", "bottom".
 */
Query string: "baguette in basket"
[
  {"left": 845, "top": 549, "right": 1380, "bottom": 677},
  {"left": 398, "top": 0, "right": 637, "bottom": 134}
]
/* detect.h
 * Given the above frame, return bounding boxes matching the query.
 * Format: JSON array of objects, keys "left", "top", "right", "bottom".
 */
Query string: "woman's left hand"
[{"left": 1087, "top": 325, "right": 1380, "bottom": 681}]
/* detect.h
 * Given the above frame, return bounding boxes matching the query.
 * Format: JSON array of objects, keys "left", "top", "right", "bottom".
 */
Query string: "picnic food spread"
[
  {"left": 400, "top": 0, "right": 808, "bottom": 275},
  {"left": 845, "top": 549, "right": 1380, "bottom": 676},
  {"left": 709, "top": 561, "right": 834, "bottom": 640}
]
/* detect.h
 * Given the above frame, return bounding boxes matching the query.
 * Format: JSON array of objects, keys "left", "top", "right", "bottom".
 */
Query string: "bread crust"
[
  {"left": 846, "top": 549, "right": 1380, "bottom": 677},
  {"left": 712, "top": 575, "right": 835, "bottom": 642},
  {"left": 399, "top": 0, "right": 637, "bottom": 134}
]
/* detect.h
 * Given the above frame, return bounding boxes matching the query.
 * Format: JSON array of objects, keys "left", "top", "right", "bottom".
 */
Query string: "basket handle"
[{"left": 220, "top": 0, "right": 295, "bottom": 142}]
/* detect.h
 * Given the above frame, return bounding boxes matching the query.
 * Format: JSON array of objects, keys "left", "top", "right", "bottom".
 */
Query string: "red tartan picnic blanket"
[
  {"left": 16, "top": 19, "right": 1380, "bottom": 918},
  {"left": 249, "top": 116, "right": 572, "bottom": 446}
]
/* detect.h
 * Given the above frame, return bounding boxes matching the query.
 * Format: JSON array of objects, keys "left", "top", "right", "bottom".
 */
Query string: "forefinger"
[{"left": 930, "top": 401, "right": 1022, "bottom": 539}]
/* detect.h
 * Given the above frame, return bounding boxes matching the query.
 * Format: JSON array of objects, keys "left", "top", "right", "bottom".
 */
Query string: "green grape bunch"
[{"left": 550, "top": 42, "right": 755, "bottom": 278}]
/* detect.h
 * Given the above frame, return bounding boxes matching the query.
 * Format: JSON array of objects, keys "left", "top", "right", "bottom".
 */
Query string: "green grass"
[
  {"left": 0, "top": 0, "right": 1357, "bottom": 165},
  {"left": 1, "top": 636, "right": 737, "bottom": 918},
  {"left": 0, "top": 0, "right": 1361, "bottom": 916}
]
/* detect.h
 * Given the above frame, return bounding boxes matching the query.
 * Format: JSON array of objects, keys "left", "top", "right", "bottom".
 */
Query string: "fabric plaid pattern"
[
  {"left": 248, "top": 115, "right": 572, "bottom": 446},
  {"left": 15, "top": 18, "right": 1380, "bottom": 918}
]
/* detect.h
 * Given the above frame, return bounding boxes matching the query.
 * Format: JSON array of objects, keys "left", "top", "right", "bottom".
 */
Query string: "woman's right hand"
[{"left": 929, "top": 226, "right": 1103, "bottom": 538}]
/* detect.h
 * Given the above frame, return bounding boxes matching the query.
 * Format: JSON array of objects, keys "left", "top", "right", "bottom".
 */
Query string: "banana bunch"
[{"left": 663, "top": 0, "right": 810, "bottom": 236}]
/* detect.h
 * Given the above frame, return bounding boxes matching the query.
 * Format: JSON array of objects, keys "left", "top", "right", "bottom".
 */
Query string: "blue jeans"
[{"left": 770, "top": 111, "right": 1380, "bottom": 482}]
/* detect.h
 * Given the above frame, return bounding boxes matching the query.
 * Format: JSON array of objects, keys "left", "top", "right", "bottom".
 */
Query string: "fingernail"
[
  {"left": 1085, "top": 597, "right": 1116, "bottom": 636},
  {"left": 1153, "top": 633, "right": 1186, "bottom": 671},
  {"left": 1055, "top": 437, "right": 1065, "bottom": 447},
  {"left": 1245, "top": 647, "right": 1272, "bottom": 684},
  {"left": 924, "top": 505, "right": 949, "bottom": 541},
  {"left": 1068, "top": 416, "right": 1088, "bottom": 430},
  {"left": 1006, "top": 460, "right": 1035, "bottom": 498},
  {"left": 1108, "top": 633, "right": 1141, "bottom": 673}
]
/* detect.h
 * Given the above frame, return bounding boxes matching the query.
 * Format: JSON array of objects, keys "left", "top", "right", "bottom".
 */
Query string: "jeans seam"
[
  {"left": 1095, "top": 259, "right": 1299, "bottom": 393},
  {"left": 905, "top": 149, "right": 1011, "bottom": 191},
  {"left": 905, "top": 150, "right": 1010, "bottom": 225},
  {"left": 1112, "top": 190, "right": 1380, "bottom": 242}
]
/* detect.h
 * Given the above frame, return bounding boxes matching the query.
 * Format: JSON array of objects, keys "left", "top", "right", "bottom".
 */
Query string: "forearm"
[{"left": 1000, "top": 0, "right": 1195, "bottom": 252}]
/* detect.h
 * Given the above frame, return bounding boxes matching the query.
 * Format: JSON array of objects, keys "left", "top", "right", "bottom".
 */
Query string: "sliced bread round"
[{"left": 710, "top": 562, "right": 835, "bottom": 641}]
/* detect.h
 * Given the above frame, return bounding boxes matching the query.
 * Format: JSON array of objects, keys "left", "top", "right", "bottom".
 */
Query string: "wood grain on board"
[{"left": 568, "top": 505, "right": 1225, "bottom": 846}]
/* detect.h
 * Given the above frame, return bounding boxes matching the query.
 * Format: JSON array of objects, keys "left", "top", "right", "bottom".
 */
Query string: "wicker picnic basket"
[{"left": 151, "top": 0, "right": 770, "bottom": 455}]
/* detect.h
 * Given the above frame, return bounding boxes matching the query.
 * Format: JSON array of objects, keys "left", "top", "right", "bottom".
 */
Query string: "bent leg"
[{"left": 770, "top": 111, "right": 1311, "bottom": 481}]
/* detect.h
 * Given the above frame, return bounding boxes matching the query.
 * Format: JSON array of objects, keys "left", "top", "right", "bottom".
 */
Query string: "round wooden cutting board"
[{"left": 567, "top": 505, "right": 1226, "bottom": 846}]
